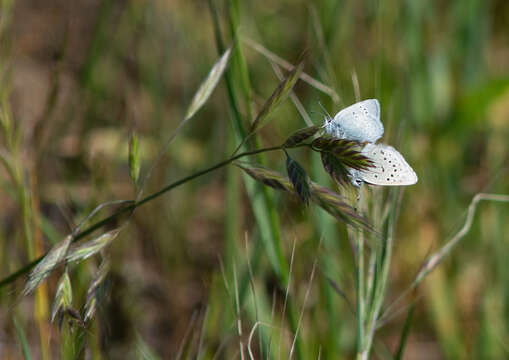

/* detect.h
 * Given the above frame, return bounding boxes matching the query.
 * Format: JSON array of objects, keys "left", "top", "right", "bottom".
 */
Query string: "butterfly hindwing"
[{"left": 351, "top": 143, "right": 418, "bottom": 186}]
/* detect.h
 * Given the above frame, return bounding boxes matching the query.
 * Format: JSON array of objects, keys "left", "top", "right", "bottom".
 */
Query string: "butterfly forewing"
[
  {"left": 354, "top": 143, "right": 417, "bottom": 186},
  {"left": 326, "top": 99, "right": 384, "bottom": 143}
]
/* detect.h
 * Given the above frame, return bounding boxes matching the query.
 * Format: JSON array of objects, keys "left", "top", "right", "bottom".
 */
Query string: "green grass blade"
[
  {"left": 394, "top": 301, "right": 416, "bottom": 360},
  {"left": 13, "top": 317, "right": 33, "bottom": 360},
  {"left": 136, "top": 333, "right": 162, "bottom": 360}
]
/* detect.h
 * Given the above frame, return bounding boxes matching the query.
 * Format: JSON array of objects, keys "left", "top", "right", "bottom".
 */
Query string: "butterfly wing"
[
  {"left": 330, "top": 99, "right": 384, "bottom": 143},
  {"left": 355, "top": 143, "right": 418, "bottom": 186}
]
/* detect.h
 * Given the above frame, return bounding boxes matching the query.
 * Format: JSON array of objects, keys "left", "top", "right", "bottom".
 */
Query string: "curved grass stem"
[{"left": 0, "top": 144, "right": 313, "bottom": 290}]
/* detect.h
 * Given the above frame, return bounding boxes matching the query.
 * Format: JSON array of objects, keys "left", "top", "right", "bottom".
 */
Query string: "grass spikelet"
[
  {"left": 51, "top": 270, "right": 73, "bottom": 324},
  {"left": 248, "top": 60, "right": 305, "bottom": 135},
  {"left": 331, "top": 145, "right": 373, "bottom": 171},
  {"left": 237, "top": 163, "right": 371, "bottom": 229},
  {"left": 235, "top": 163, "right": 293, "bottom": 191},
  {"left": 184, "top": 46, "right": 232, "bottom": 121},
  {"left": 311, "top": 136, "right": 373, "bottom": 185},
  {"left": 320, "top": 152, "right": 351, "bottom": 186},
  {"left": 283, "top": 126, "right": 320, "bottom": 148},
  {"left": 309, "top": 184, "right": 371, "bottom": 230},
  {"left": 83, "top": 260, "right": 110, "bottom": 323},
  {"left": 66, "top": 229, "right": 120, "bottom": 264},
  {"left": 286, "top": 153, "right": 311, "bottom": 205},
  {"left": 23, "top": 235, "right": 72, "bottom": 296}
]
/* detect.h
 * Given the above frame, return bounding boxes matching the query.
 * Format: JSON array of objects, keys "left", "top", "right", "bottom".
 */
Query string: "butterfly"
[{"left": 324, "top": 99, "right": 417, "bottom": 187}]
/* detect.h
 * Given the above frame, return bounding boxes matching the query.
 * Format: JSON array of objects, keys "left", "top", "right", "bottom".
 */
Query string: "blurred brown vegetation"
[{"left": 1, "top": 0, "right": 509, "bottom": 359}]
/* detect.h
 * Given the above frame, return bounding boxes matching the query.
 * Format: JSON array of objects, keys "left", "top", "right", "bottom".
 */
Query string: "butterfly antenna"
[{"left": 318, "top": 101, "right": 332, "bottom": 123}]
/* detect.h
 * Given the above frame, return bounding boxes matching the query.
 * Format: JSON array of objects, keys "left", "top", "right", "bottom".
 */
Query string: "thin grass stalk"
[
  {"left": 241, "top": 37, "right": 339, "bottom": 103},
  {"left": 394, "top": 299, "right": 416, "bottom": 360},
  {"left": 271, "top": 62, "right": 313, "bottom": 127},
  {"left": 242, "top": 277, "right": 275, "bottom": 359},
  {"left": 413, "top": 193, "right": 509, "bottom": 285},
  {"left": 356, "top": 230, "right": 366, "bottom": 359},
  {"left": 6, "top": 119, "right": 51, "bottom": 359},
  {"left": 362, "top": 189, "right": 401, "bottom": 359},
  {"left": 308, "top": 5, "right": 339, "bottom": 99},
  {"left": 244, "top": 234, "right": 263, "bottom": 358},
  {"left": 196, "top": 306, "right": 210, "bottom": 360},
  {"left": 224, "top": 115, "right": 241, "bottom": 274},
  {"left": 233, "top": 261, "right": 245, "bottom": 360},
  {"left": 365, "top": 188, "right": 385, "bottom": 321},
  {"left": 378, "top": 192, "right": 509, "bottom": 328},
  {"left": 176, "top": 310, "right": 199, "bottom": 360},
  {"left": 355, "top": 187, "right": 366, "bottom": 359},
  {"left": 311, "top": 152, "right": 343, "bottom": 358},
  {"left": 0, "top": 144, "right": 307, "bottom": 289},
  {"left": 279, "top": 240, "right": 296, "bottom": 360},
  {"left": 289, "top": 253, "right": 318, "bottom": 360},
  {"left": 208, "top": 0, "right": 245, "bottom": 139},
  {"left": 365, "top": 245, "right": 377, "bottom": 312},
  {"left": 30, "top": 171, "right": 50, "bottom": 360}
]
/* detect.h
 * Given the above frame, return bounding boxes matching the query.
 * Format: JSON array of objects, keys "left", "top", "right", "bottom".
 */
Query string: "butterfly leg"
[{"left": 348, "top": 168, "right": 363, "bottom": 188}]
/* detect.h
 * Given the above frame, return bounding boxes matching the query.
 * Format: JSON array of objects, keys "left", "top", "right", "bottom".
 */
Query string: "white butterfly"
[
  {"left": 324, "top": 99, "right": 417, "bottom": 187},
  {"left": 349, "top": 143, "right": 418, "bottom": 186},
  {"left": 324, "top": 99, "right": 384, "bottom": 143}
]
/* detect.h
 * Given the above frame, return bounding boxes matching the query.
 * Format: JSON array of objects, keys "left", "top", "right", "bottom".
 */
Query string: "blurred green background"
[{"left": 1, "top": 0, "right": 509, "bottom": 359}]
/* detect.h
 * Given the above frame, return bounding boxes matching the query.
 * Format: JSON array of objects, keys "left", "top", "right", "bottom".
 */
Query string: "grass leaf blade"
[
  {"left": 394, "top": 301, "right": 416, "bottom": 360},
  {"left": 128, "top": 131, "right": 141, "bottom": 188}
]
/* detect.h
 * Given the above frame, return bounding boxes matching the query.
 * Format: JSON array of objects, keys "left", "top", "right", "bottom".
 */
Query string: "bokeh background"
[{"left": 1, "top": 0, "right": 509, "bottom": 359}]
